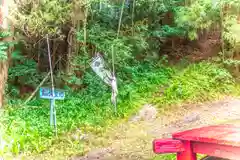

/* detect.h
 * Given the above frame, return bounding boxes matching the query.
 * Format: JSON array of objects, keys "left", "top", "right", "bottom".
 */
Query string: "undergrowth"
[
  {"left": 0, "top": 60, "right": 173, "bottom": 157},
  {"left": 0, "top": 60, "right": 238, "bottom": 159},
  {"left": 156, "top": 62, "right": 235, "bottom": 106}
]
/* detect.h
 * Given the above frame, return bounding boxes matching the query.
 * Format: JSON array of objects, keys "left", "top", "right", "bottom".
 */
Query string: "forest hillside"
[{"left": 1, "top": 0, "right": 240, "bottom": 159}]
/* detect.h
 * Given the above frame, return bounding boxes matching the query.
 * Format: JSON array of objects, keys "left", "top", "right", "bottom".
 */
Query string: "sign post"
[{"left": 39, "top": 87, "right": 65, "bottom": 134}]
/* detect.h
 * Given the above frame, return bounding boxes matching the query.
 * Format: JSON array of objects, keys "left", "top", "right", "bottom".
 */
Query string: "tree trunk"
[
  {"left": 66, "top": 27, "right": 73, "bottom": 73},
  {"left": 0, "top": 0, "right": 12, "bottom": 108},
  {"left": 0, "top": 60, "right": 8, "bottom": 108}
]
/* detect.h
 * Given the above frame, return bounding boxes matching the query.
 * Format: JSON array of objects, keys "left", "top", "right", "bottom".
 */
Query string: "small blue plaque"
[{"left": 39, "top": 87, "right": 65, "bottom": 100}]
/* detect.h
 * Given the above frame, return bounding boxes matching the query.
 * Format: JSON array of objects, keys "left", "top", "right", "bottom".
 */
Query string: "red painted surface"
[
  {"left": 153, "top": 139, "right": 185, "bottom": 154},
  {"left": 193, "top": 141, "right": 240, "bottom": 159},
  {"left": 153, "top": 124, "right": 240, "bottom": 160},
  {"left": 173, "top": 124, "right": 240, "bottom": 146},
  {"left": 177, "top": 140, "right": 197, "bottom": 160}
]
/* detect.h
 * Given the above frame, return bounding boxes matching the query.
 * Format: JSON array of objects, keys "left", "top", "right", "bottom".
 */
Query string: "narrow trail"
[{"left": 74, "top": 97, "right": 240, "bottom": 160}]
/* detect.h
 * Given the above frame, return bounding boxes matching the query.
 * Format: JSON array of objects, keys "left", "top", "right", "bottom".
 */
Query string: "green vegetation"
[
  {"left": 153, "top": 154, "right": 206, "bottom": 160},
  {"left": 0, "top": 0, "right": 240, "bottom": 159},
  {"left": 0, "top": 31, "right": 12, "bottom": 60},
  {"left": 152, "top": 154, "right": 175, "bottom": 160},
  {"left": 1, "top": 60, "right": 238, "bottom": 158},
  {"left": 158, "top": 62, "right": 235, "bottom": 105},
  {"left": 1, "top": 60, "right": 174, "bottom": 156}
]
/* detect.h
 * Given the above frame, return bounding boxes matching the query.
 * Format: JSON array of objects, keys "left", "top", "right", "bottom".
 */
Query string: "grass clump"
[{"left": 156, "top": 62, "right": 235, "bottom": 105}]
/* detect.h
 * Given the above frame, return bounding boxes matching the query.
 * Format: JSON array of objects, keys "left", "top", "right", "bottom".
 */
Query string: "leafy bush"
[
  {"left": 174, "top": 0, "right": 219, "bottom": 40},
  {"left": 77, "top": 24, "right": 133, "bottom": 67},
  {"left": 0, "top": 31, "right": 13, "bottom": 60},
  {"left": 162, "top": 62, "right": 234, "bottom": 104},
  {"left": 10, "top": 0, "right": 71, "bottom": 37},
  {"left": 7, "top": 50, "right": 44, "bottom": 98}
]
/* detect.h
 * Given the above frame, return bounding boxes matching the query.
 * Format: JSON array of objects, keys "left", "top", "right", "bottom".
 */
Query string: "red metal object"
[
  {"left": 173, "top": 124, "right": 240, "bottom": 146},
  {"left": 176, "top": 140, "right": 197, "bottom": 160},
  {"left": 153, "top": 124, "right": 240, "bottom": 160},
  {"left": 153, "top": 138, "right": 185, "bottom": 154}
]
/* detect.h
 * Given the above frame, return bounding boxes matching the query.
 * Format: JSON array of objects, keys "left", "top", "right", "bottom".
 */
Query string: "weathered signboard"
[
  {"left": 39, "top": 87, "right": 65, "bottom": 100},
  {"left": 39, "top": 87, "right": 65, "bottom": 129},
  {"left": 90, "top": 53, "right": 118, "bottom": 113},
  {"left": 90, "top": 53, "right": 112, "bottom": 86}
]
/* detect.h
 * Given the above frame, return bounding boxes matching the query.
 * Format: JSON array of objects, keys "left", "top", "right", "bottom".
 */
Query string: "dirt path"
[{"left": 74, "top": 97, "right": 240, "bottom": 160}]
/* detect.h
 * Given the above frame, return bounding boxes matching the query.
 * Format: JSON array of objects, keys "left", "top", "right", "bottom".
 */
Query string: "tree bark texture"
[
  {"left": 0, "top": 0, "right": 11, "bottom": 107},
  {"left": 0, "top": 60, "right": 8, "bottom": 108}
]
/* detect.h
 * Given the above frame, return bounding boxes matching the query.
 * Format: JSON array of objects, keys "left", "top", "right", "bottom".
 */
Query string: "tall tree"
[{"left": 0, "top": 0, "right": 11, "bottom": 108}]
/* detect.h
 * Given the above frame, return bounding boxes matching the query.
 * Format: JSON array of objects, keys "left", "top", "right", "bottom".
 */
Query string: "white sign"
[
  {"left": 90, "top": 53, "right": 112, "bottom": 86},
  {"left": 39, "top": 87, "right": 65, "bottom": 100},
  {"left": 90, "top": 53, "right": 118, "bottom": 111}
]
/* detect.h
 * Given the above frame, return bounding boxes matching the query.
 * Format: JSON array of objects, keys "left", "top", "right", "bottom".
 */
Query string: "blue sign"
[{"left": 39, "top": 87, "right": 65, "bottom": 100}]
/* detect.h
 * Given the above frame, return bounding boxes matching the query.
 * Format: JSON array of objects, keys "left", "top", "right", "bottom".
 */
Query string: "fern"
[{"left": 0, "top": 31, "right": 11, "bottom": 61}]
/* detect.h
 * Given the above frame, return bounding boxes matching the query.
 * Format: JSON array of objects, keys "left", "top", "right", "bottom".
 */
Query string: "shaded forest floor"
[{"left": 73, "top": 96, "right": 240, "bottom": 160}]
